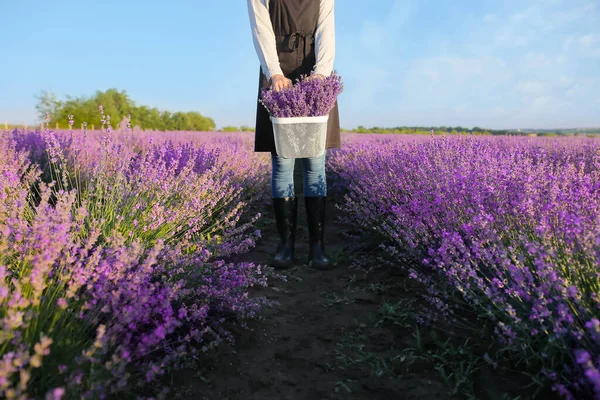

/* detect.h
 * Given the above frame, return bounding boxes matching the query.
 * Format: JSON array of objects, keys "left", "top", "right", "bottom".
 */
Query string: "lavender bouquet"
[{"left": 260, "top": 72, "right": 343, "bottom": 118}]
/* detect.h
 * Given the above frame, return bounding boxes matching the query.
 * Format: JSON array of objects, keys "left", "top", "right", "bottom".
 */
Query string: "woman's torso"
[
  {"left": 268, "top": 0, "right": 320, "bottom": 36},
  {"left": 268, "top": 0, "right": 320, "bottom": 79}
]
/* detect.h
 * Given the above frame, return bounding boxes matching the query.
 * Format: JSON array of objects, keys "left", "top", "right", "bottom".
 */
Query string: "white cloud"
[
  {"left": 517, "top": 80, "right": 546, "bottom": 96},
  {"left": 521, "top": 53, "right": 552, "bottom": 70},
  {"left": 494, "top": 28, "right": 533, "bottom": 46},
  {"left": 403, "top": 56, "right": 513, "bottom": 111},
  {"left": 565, "top": 77, "right": 599, "bottom": 97},
  {"left": 558, "top": 75, "right": 573, "bottom": 86},
  {"left": 494, "top": 29, "right": 512, "bottom": 43},
  {"left": 340, "top": 0, "right": 600, "bottom": 128},
  {"left": 577, "top": 34, "right": 600, "bottom": 57},
  {"left": 579, "top": 34, "right": 598, "bottom": 46},
  {"left": 507, "top": 1, "right": 596, "bottom": 31},
  {"left": 532, "top": 96, "right": 552, "bottom": 109},
  {"left": 483, "top": 13, "right": 497, "bottom": 22},
  {"left": 510, "top": 12, "right": 526, "bottom": 21}
]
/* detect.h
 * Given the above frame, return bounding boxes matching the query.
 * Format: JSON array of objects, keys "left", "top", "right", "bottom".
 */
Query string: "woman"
[{"left": 247, "top": 0, "right": 340, "bottom": 270}]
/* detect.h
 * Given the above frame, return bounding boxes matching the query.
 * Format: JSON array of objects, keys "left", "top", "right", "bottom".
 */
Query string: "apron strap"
[{"left": 276, "top": 32, "right": 314, "bottom": 53}]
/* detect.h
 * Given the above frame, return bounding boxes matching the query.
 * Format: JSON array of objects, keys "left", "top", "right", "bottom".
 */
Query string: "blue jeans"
[{"left": 271, "top": 152, "right": 327, "bottom": 198}]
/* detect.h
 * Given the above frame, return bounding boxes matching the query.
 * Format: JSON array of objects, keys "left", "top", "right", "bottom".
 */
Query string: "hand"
[
  {"left": 270, "top": 74, "right": 292, "bottom": 92},
  {"left": 307, "top": 74, "right": 326, "bottom": 81}
]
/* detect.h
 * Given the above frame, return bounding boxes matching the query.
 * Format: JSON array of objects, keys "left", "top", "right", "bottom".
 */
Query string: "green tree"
[
  {"left": 187, "top": 112, "right": 215, "bottom": 131},
  {"left": 160, "top": 111, "right": 174, "bottom": 130},
  {"left": 35, "top": 91, "right": 63, "bottom": 121},
  {"left": 34, "top": 89, "right": 216, "bottom": 131}
]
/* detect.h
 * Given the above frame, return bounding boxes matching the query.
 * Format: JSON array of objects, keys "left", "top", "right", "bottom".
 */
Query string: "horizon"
[
  {"left": 2, "top": 0, "right": 599, "bottom": 130},
  {"left": 4, "top": 119, "right": 599, "bottom": 132}
]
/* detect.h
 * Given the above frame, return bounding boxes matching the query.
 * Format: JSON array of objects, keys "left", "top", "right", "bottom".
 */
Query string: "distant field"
[
  {"left": 4, "top": 123, "right": 600, "bottom": 137},
  {"left": 514, "top": 128, "right": 600, "bottom": 135}
]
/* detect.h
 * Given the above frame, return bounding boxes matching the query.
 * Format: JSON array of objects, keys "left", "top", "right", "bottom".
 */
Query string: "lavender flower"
[
  {"left": 329, "top": 133, "right": 600, "bottom": 398},
  {"left": 260, "top": 72, "right": 343, "bottom": 118},
  {"left": 1, "top": 121, "right": 276, "bottom": 398}
]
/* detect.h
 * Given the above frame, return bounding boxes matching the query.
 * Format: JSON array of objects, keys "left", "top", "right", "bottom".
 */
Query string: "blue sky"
[{"left": 1, "top": 0, "right": 599, "bottom": 129}]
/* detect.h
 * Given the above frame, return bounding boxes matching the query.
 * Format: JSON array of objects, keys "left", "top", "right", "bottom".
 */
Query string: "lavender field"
[
  {"left": 1, "top": 124, "right": 272, "bottom": 398},
  {"left": 1, "top": 124, "right": 600, "bottom": 399},
  {"left": 329, "top": 133, "right": 600, "bottom": 399}
]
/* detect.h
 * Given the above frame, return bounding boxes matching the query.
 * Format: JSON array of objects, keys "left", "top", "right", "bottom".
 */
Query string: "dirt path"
[{"left": 170, "top": 194, "right": 457, "bottom": 400}]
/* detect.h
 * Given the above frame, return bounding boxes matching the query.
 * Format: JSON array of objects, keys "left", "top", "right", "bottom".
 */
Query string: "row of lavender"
[
  {"left": 328, "top": 134, "right": 600, "bottom": 399},
  {"left": 1, "top": 125, "right": 271, "bottom": 398}
]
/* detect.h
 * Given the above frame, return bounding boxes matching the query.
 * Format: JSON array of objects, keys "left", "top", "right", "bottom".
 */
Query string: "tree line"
[
  {"left": 35, "top": 89, "right": 216, "bottom": 131},
  {"left": 342, "top": 126, "right": 506, "bottom": 135},
  {"left": 341, "top": 126, "right": 599, "bottom": 136}
]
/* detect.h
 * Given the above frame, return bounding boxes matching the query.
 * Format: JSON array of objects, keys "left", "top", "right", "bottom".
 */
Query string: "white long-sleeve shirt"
[{"left": 247, "top": 0, "right": 335, "bottom": 81}]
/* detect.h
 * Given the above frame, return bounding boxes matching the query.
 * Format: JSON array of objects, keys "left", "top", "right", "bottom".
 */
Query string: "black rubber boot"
[
  {"left": 272, "top": 197, "right": 298, "bottom": 268},
  {"left": 305, "top": 196, "right": 333, "bottom": 269}
]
